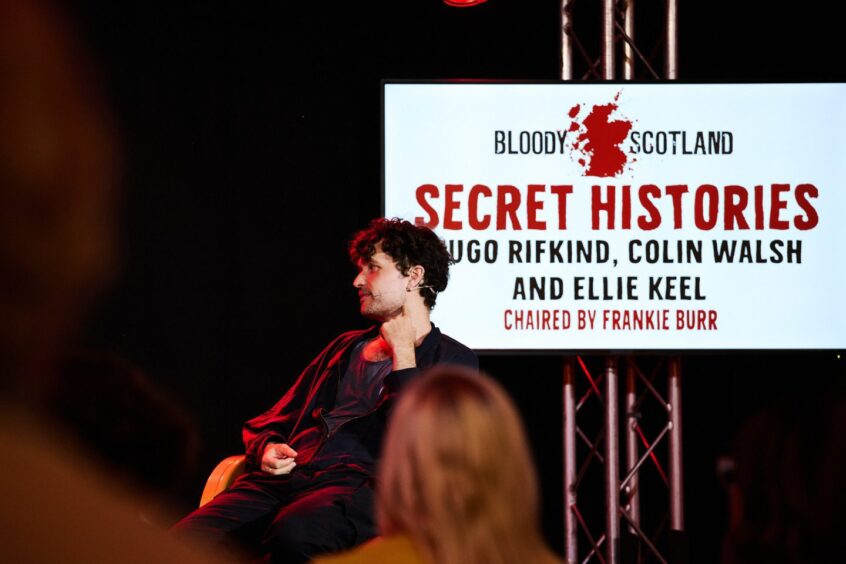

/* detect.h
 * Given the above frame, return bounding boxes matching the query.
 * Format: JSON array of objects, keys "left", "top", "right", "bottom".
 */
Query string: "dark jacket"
[{"left": 242, "top": 323, "right": 477, "bottom": 475}]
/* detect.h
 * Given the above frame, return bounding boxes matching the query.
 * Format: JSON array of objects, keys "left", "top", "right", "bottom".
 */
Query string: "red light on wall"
[{"left": 444, "top": 0, "right": 489, "bottom": 7}]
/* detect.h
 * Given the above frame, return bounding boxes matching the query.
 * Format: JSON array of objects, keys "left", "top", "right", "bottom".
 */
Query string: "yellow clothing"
[{"left": 313, "top": 534, "right": 426, "bottom": 564}]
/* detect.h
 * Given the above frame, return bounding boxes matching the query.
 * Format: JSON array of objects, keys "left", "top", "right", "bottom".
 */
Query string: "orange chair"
[{"left": 199, "top": 455, "right": 247, "bottom": 507}]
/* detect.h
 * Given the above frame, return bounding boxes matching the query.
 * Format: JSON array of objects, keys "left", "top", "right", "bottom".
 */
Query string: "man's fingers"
[
  {"left": 261, "top": 460, "right": 296, "bottom": 475},
  {"left": 268, "top": 456, "right": 296, "bottom": 468},
  {"left": 277, "top": 444, "right": 298, "bottom": 458}
]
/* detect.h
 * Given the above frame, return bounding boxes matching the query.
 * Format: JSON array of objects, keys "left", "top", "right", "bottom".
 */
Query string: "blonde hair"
[{"left": 377, "top": 366, "right": 559, "bottom": 564}]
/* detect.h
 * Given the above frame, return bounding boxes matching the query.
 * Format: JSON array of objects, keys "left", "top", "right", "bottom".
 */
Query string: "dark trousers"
[{"left": 172, "top": 468, "right": 377, "bottom": 563}]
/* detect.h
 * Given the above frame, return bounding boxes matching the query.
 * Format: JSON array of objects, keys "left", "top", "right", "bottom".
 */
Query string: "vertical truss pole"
[
  {"left": 602, "top": 0, "right": 615, "bottom": 79},
  {"left": 563, "top": 5, "right": 682, "bottom": 560},
  {"left": 668, "top": 357, "right": 684, "bottom": 531},
  {"left": 621, "top": 0, "right": 638, "bottom": 536},
  {"left": 622, "top": 0, "right": 635, "bottom": 80},
  {"left": 560, "top": 0, "right": 574, "bottom": 80},
  {"left": 563, "top": 357, "right": 578, "bottom": 563},
  {"left": 604, "top": 357, "right": 620, "bottom": 563},
  {"left": 665, "top": 0, "right": 678, "bottom": 79},
  {"left": 624, "top": 360, "right": 641, "bottom": 530}
]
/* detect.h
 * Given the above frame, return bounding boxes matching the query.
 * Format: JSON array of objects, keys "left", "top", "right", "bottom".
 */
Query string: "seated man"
[{"left": 173, "top": 218, "right": 477, "bottom": 562}]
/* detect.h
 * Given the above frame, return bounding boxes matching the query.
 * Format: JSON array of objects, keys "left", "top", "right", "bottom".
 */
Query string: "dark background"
[{"left": 63, "top": 1, "right": 844, "bottom": 562}]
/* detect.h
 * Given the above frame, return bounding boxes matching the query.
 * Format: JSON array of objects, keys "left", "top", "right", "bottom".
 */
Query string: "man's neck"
[
  {"left": 373, "top": 306, "right": 432, "bottom": 345},
  {"left": 400, "top": 308, "right": 431, "bottom": 346}
]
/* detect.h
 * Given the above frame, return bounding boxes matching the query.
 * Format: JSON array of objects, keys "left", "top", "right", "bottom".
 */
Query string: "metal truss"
[
  {"left": 559, "top": 0, "right": 678, "bottom": 81},
  {"left": 564, "top": 356, "right": 684, "bottom": 564},
  {"left": 557, "top": 1, "right": 681, "bottom": 562}
]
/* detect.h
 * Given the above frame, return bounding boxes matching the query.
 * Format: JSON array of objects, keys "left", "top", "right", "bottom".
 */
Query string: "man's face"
[{"left": 353, "top": 244, "right": 409, "bottom": 321}]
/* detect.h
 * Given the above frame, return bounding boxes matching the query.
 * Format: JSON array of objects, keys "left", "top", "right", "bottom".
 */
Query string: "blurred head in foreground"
[
  {"left": 0, "top": 0, "right": 119, "bottom": 399},
  {"left": 378, "top": 366, "right": 558, "bottom": 564},
  {"left": 0, "top": 2, "right": 222, "bottom": 562}
]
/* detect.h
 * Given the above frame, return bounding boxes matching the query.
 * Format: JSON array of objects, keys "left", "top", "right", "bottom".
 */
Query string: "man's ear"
[{"left": 408, "top": 265, "right": 425, "bottom": 289}]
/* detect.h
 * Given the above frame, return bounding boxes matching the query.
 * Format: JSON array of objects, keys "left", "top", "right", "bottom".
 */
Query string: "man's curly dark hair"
[{"left": 349, "top": 218, "right": 453, "bottom": 310}]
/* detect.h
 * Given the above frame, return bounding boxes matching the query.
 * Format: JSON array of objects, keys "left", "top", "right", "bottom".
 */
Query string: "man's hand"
[
  {"left": 380, "top": 304, "right": 417, "bottom": 371},
  {"left": 260, "top": 443, "right": 298, "bottom": 475}
]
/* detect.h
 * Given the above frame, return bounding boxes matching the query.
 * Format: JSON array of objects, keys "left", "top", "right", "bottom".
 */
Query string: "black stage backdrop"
[{"left": 64, "top": 2, "right": 844, "bottom": 562}]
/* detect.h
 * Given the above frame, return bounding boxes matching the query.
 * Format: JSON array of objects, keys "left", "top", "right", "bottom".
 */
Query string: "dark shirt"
[{"left": 323, "top": 342, "right": 392, "bottom": 435}]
